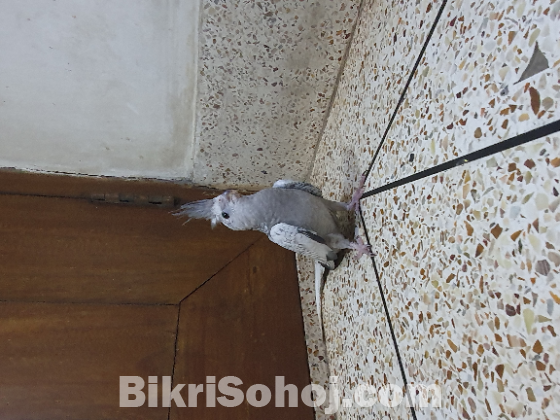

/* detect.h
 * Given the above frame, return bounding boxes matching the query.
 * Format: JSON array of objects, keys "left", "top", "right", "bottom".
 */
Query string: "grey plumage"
[
  {"left": 174, "top": 181, "right": 359, "bottom": 269},
  {"left": 174, "top": 179, "right": 372, "bottom": 334},
  {"left": 272, "top": 180, "right": 323, "bottom": 197}
]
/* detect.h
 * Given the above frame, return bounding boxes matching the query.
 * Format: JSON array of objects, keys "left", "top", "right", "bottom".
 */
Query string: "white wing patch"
[{"left": 268, "top": 223, "right": 336, "bottom": 269}]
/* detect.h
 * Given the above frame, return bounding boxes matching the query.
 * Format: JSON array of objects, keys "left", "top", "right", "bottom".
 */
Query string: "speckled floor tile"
[
  {"left": 322, "top": 251, "right": 412, "bottom": 420},
  {"left": 296, "top": 255, "right": 333, "bottom": 420},
  {"left": 368, "top": 0, "right": 560, "bottom": 190},
  {"left": 297, "top": 1, "right": 444, "bottom": 418},
  {"left": 362, "top": 135, "right": 560, "bottom": 419},
  {"left": 310, "top": 0, "right": 443, "bottom": 199},
  {"left": 191, "top": 0, "right": 360, "bottom": 189},
  {"left": 297, "top": 249, "right": 412, "bottom": 420}
]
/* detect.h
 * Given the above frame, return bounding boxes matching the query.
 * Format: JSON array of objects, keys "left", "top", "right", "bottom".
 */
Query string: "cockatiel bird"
[{"left": 174, "top": 178, "right": 373, "bottom": 332}]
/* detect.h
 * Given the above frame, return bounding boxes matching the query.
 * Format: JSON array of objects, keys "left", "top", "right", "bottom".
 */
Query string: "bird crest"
[{"left": 173, "top": 190, "right": 242, "bottom": 228}]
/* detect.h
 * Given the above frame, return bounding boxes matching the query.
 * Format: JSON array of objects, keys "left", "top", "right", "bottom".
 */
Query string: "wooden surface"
[
  {"left": 171, "top": 238, "right": 313, "bottom": 420},
  {"left": 0, "top": 170, "right": 311, "bottom": 419},
  {"left": 0, "top": 302, "right": 178, "bottom": 420},
  {"left": 0, "top": 193, "right": 261, "bottom": 304}
]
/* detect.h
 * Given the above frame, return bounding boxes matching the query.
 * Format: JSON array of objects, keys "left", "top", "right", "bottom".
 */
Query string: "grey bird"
[{"left": 174, "top": 178, "right": 372, "bottom": 331}]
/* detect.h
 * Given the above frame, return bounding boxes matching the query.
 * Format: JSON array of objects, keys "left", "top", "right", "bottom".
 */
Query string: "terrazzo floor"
[{"left": 296, "top": 0, "right": 560, "bottom": 419}]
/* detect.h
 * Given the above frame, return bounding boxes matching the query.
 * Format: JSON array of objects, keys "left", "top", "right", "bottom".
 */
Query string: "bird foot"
[
  {"left": 346, "top": 174, "right": 366, "bottom": 212},
  {"left": 350, "top": 236, "right": 375, "bottom": 260}
]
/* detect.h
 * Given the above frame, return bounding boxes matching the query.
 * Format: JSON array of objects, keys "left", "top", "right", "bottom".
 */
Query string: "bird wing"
[
  {"left": 268, "top": 223, "right": 336, "bottom": 269},
  {"left": 272, "top": 180, "right": 323, "bottom": 198}
]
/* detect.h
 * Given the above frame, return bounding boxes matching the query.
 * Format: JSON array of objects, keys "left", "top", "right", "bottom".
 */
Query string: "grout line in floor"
[
  {"left": 363, "top": 0, "right": 449, "bottom": 181},
  {"left": 362, "top": 118, "right": 560, "bottom": 199},
  {"left": 358, "top": 209, "right": 418, "bottom": 420}
]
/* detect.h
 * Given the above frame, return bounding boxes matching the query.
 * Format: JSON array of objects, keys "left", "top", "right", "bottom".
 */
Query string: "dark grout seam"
[
  {"left": 363, "top": 0, "right": 449, "bottom": 182},
  {"left": 357, "top": 118, "right": 560, "bottom": 416},
  {"left": 358, "top": 209, "right": 417, "bottom": 420},
  {"left": 357, "top": 3, "right": 449, "bottom": 418},
  {"left": 362, "top": 119, "right": 560, "bottom": 199},
  {"left": 305, "top": 0, "right": 367, "bottom": 182}
]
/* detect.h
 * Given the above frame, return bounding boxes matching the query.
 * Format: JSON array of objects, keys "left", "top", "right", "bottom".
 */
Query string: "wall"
[
  {"left": 297, "top": 0, "right": 560, "bottom": 418},
  {"left": 0, "top": 0, "right": 360, "bottom": 189},
  {"left": 0, "top": 0, "right": 198, "bottom": 178},
  {"left": 191, "top": 0, "right": 360, "bottom": 188}
]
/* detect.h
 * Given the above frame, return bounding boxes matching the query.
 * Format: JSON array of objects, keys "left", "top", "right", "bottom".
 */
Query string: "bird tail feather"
[{"left": 314, "top": 261, "right": 325, "bottom": 337}]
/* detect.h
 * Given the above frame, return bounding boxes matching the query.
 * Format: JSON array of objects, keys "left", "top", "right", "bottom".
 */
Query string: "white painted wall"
[
  {"left": 0, "top": 0, "right": 358, "bottom": 188},
  {"left": 0, "top": 0, "right": 198, "bottom": 178}
]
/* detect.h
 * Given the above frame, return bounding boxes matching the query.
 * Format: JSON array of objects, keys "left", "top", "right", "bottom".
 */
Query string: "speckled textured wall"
[
  {"left": 297, "top": 0, "right": 560, "bottom": 419},
  {"left": 191, "top": 0, "right": 360, "bottom": 189}
]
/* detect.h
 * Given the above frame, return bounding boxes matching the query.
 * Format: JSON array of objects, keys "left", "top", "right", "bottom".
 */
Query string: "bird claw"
[
  {"left": 350, "top": 236, "right": 375, "bottom": 260},
  {"left": 346, "top": 174, "right": 366, "bottom": 212}
]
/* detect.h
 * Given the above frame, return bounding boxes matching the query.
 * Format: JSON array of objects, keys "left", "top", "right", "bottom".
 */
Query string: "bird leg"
[
  {"left": 326, "top": 230, "right": 375, "bottom": 260},
  {"left": 349, "top": 234, "right": 375, "bottom": 259},
  {"left": 346, "top": 174, "right": 366, "bottom": 212}
]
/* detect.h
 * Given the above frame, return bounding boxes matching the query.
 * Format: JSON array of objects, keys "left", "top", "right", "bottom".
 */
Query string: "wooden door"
[{"left": 0, "top": 170, "right": 313, "bottom": 419}]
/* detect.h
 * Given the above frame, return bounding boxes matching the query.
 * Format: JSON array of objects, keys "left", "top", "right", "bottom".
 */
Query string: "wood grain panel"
[
  {"left": 0, "top": 194, "right": 262, "bottom": 304},
  {"left": 171, "top": 238, "right": 313, "bottom": 420},
  {"left": 0, "top": 302, "right": 177, "bottom": 420}
]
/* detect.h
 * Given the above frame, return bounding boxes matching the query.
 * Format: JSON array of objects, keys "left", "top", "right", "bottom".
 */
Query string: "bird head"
[{"left": 174, "top": 190, "right": 243, "bottom": 230}]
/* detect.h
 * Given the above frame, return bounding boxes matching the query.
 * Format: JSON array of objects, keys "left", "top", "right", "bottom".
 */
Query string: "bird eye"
[{"left": 221, "top": 212, "right": 230, "bottom": 219}]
